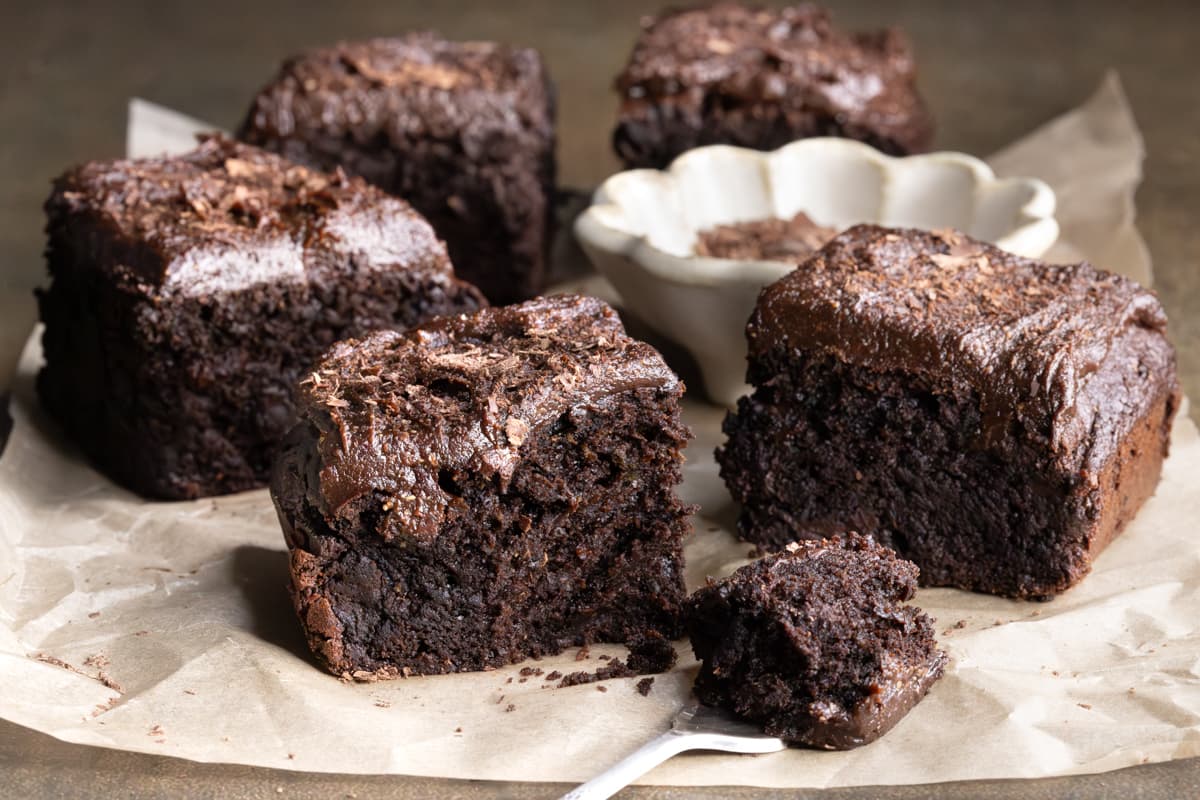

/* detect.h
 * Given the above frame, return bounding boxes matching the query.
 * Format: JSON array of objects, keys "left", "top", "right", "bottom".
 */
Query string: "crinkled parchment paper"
[{"left": 3, "top": 74, "right": 1199, "bottom": 788}]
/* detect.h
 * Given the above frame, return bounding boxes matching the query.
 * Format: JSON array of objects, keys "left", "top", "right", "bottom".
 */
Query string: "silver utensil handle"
[{"left": 558, "top": 730, "right": 693, "bottom": 800}]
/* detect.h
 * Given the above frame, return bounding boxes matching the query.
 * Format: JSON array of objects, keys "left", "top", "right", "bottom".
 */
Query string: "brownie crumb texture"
[
  {"left": 685, "top": 535, "right": 947, "bottom": 749},
  {"left": 270, "top": 294, "right": 694, "bottom": 678},
  {"left": 613, "top": 3, "right": 933, "bottom": 169},
  {"left": 718, "top": 224, "right": 1179, "bottom": 598}
]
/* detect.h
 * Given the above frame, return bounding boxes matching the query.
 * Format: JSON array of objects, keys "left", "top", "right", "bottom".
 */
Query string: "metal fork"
[{"left": 558, "top": 701, "right": 786, "bottom": 800}]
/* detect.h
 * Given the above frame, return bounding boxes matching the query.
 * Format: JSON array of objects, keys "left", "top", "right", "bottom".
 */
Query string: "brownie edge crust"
[
  {"left": 685, "top": 535, "right": 947, "bottom": 749},
  {"left": 717, "top": 225, "right": 1180, "bottom": 599},
  {"left": 270, "top": 295, "right": 694, "bottom": 678}
]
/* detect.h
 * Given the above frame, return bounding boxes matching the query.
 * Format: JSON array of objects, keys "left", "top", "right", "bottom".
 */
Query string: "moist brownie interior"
[
  {"left": 271, "top": 295, "right": 694, "bottom": 677},
  {"left": 686, "top": 534, "right": 947, "bottom": 749}
]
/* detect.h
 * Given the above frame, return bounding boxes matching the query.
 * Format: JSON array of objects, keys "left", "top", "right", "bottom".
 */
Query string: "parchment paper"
[{"left": 4, "top": 74, "right": 1198, "bottom": 789}]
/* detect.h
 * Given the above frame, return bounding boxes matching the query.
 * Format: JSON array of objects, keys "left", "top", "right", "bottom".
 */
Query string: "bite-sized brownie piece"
[
  {"left": 37, "top": 135, "right": 484, "bottom": 500},
  {"left": 238, "top": 34, "right": 556, "bottom": 305},
  {"left": 686, "top": 534, "right": 947, "bottom": 749},
  {"left": 694, "top": 212, "right": 838, "bottom": 262},
  {"left": 270, "top": 295, "right": 693, "bottom": 678},
  {"left": 718, "top": 225, "right": 1180, "bottom": 599},
  {"left": 613, "top": 3, "right": 933, "bottom": 169}
]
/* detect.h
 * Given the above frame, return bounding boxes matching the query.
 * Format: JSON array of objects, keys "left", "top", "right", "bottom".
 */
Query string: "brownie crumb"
[
  {"left": 596, "top": 685, "right": 608, "bottom": 693},
  {"left": 544, "top": 670, "right": 562, "bottom": 681},
  {"left": 557, "top": 659, "right": 637, "bottom": 688},
  {"left": 504, "top": 704, "right": 516, "bottom": 713},
  {"left": 575, "top": 645, "right": 591, "bottom": 662},
  {"left": 374, "top": 699, "right": 391, "bottom": 708},
  {"left": 626, "top": 633, "right": 677, "bottom": 674},
  {"left": 87, "top": 612, "right": 101, "bottom": 619},
  {"left": 636, "top": 677, "right": 655, "bottom": 696},
  {"left": 519, "top": 666, "right": 544, "bottom": 677},
  {"left": 454, "top": 727, "right": 463, "bottom": 733},
  {"left": 1078, "top": 703, "right": 1093, "bottom": 710}
]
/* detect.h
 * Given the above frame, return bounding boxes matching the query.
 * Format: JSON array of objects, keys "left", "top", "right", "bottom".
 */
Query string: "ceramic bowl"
[{"left": 574, "top": 138, "right": 1059, "bottom": 406}]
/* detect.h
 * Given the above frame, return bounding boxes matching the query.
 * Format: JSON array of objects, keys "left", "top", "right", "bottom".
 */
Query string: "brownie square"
[
  {"left": 718, "top": 225, "right": 1179, "bottom": 599},
  {"left": 686, "top": 535, "right": 946, "bottom": 749},
  {"left": 612, "top": 3, "right": 933, "bottom": 169},
  {"left": 269, "top": 295, "right": 693, "bottom": 678},
  {"left": 37, "top": 135, "right": 484, "bottom": 500},
  {"left": 238, "top": 34, "right": 557, "bottom": 305}
]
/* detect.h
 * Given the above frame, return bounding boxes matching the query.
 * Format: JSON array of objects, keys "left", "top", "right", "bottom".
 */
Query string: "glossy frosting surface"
[
  {"left": 750, "top": 225, "right": 1175, "bottom": 473},
  {"left": 299, "top": 295, "right": 681, "bottom": 538},
  {"left": 48, "top": 135, "right": 455, "bottom": 294}
]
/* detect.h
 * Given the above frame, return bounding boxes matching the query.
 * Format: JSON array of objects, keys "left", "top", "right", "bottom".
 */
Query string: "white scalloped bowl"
[{"left": 574, "top": 138, "right": 1059, "bottom": 406}]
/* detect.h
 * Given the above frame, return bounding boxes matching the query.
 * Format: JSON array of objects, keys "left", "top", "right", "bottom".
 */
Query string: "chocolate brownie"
[
  {"left": 694, "top": 212, "right": 837, "bottom": 261},
  {"left": 613, "top": 3, "right": 933, "bottom": 169},
  {"left": 238, "top": 34, "right": 556, "bottom": 305},
  {"left": 270, "top": 295, "right": 693, "bottom": 678},
  {"left": 37, "top": 135, "right": 484, "bottom": 500},
  {"left": 685, "top": 535, "right": 946, "bottom": 749},
  {"left": 717, "top": 225, "right": 1180, "bottom": 599}
]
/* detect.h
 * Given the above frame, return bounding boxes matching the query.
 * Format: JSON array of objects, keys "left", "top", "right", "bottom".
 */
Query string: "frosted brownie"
[
  {"left": 717, "top": 225, "right": 1179, "bottom": 598},
  {"left": 270, "top": 295, "right": 693, "bottom": 678},
  {"left": 239, "top": 34, "right": 556, "bottom": 304},
  {"left": 686, "top": 535, "right": 946, "bottom": 748},
  {"left": 37, "top": 135, "right": 483, "bottom": 500},
  {"left": 613, "top": 3, "right": 933, "bottom": 169}
]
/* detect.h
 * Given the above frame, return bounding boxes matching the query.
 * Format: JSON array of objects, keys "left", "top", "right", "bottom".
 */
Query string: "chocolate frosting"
[
  {"left": 46, "top": 135, "right": 470, "bottom": 298},
  {"left": 239, "top": 35, "right": 553, "bottom": 160},
  {"left": 298, "top": 295, "right": 681, "bottom": 539},
  {"left": 616, "top": 3, "right": 933, "bottom": 154},
  {"left": 749, "top": 225, "right": 1176, "bottom": 476}
]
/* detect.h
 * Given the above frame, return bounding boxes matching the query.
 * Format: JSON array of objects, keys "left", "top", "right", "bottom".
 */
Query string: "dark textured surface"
[
  {"left": 2, "top": 0, "right": 1200, "bottom": 796},
  {"left": 36, "top": 135, "right": 484, "bottom": 499},
  {"left": 612, "top": 3, "right": 933, "bottom": 168},
  {"left": 239, "top": 34, "right": 556, "bottom": 304},
  {"left": 686, "top": 535, "right": 946, "bottom": 749},
  {"left": 270, "top": 295, "right": 692, "bottom": 677},
  {"left": 719, "top": 226, "right": 1179, "bottom": 597}
]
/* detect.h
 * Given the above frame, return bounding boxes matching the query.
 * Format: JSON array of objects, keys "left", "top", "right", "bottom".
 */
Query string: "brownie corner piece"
[
  {"left": 685, "top": 534, "right": 947, "bottom": 749},
  {"left": 36, "top": 135, "right": 484, "bottom": 500},
  {"left": 717, "top": 224, "right": 1180, "bottom": 598},
  {"left": 612, "top": 3, "right": 933, "bottom": 169},
  {"left": 270, "top": 294, "right": 693, "bottom": 678},
  {"left": 238, "top": 34, "right": 557, "bottom": 305}
]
